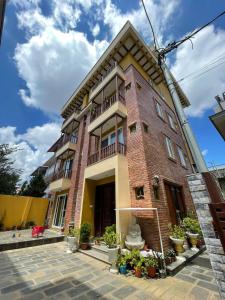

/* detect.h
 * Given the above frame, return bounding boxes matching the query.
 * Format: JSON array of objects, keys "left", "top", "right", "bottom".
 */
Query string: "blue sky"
[{"left": 0, "top": 0, "right": 225, "bottom": 180}]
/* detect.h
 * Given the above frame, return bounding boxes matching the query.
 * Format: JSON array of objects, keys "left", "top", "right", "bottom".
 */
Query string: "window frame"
[
  {"left": 167, "top": 113, "right": 176, "bottom": 131},
  {"left": 155, "top": 100, "right": 164, "bottom": 120},
  {"left": 165, "top": 136, "right": 176, "bottom": 160},
  {"left": 177, "top": 146, "right": 187, "bottom": 168}
]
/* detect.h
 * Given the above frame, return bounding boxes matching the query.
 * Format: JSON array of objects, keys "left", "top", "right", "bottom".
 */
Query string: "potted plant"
[
  {"left": 117, "top": 256, "right": 127, "bottom": 274},
  {"left": 165, "top": 249, "right": 176, "bottom": 265},
  {"left": 169, "top": 224, "right": 186, "bottom": 255},
  {"left": 145, "top": 256, "right": 158, "bottom": 278},
  {"left": 25, "top": 221, "right": 35, "bottom": 229},
  {"left": 80, "top": 223, "right": 91, "bottom": 250},
  {"left": 182, "top": 217, "right": 201, "bottom": 250},
  {"left": 103, "top": 225, "right": 119, "bottom": 273},
  {"left": 133, "top": 256, "right": 145, "bottom": 278},
  {"left": 67, "top": 227, "right": 80, "bottom": 253}
]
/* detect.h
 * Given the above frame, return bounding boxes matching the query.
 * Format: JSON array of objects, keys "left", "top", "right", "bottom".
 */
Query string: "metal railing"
[
  {"left": 57, "top": 134, "right": 78, "bottom": 150},
  {"left": 87, "top": 142, "right": 126, "bottom": 166},
  {"left": 90, "top": 93, "right": 125, "bottom": 123},
  {"left": 51, "top": 169, "right": 72, "bottom": 181},
  {"left": 209, "top": 202, "right": 225, "bottom": 252}
]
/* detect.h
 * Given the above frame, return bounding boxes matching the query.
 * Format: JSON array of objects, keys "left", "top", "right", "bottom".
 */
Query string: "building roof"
[
  {"left": 30, "top": 155, "right": 55, "bottom": 176},
  {"left": 61, "top": 21, "right": 190, "bottom": 119},
  {"left": 0, "top": 0, "right": 6, "bottom": 45}
]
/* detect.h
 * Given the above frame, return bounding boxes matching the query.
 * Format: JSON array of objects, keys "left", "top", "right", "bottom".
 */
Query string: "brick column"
[{"left": 187, "top": 173, "right": 225, "bottom": 298}]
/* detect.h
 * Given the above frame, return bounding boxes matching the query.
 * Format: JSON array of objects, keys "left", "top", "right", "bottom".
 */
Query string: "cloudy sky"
[{"left": 0, "top": 0, "right": 225, "bottom": 181}]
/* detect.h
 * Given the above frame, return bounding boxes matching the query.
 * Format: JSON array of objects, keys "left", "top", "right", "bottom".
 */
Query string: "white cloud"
[
  {"left": 0, "top": 123, "right": 61, "bottom": 182},
  {"left": 202, "top": 149, "right": 208, "bottom": 156},
  {"left": 171, "top": 25, "right": 225, "bottom": 117},
  {"left": 101, "top": 0, "right": 180, "bottom": 44},
  {"left": 13, "top": 1, "right": 108, "bottom": 115},
  {"left": 92, "top": 23, "right": 100, "bottom": 37}
]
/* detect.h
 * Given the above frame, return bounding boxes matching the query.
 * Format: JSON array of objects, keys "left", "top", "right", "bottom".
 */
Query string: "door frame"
[
  {"left": 94, "top": 182, "right": 116, "bottom": 236},
  {"left": 163, "top": 180, "right": 186, "bottom": 225},
  {"left": 52, "top": 193, "right": 68, "bottom": 229}
]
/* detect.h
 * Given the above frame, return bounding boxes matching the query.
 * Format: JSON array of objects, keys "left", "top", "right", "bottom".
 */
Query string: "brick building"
[{"left": 46, "top": 22, "right": 196, "bottom": 250}]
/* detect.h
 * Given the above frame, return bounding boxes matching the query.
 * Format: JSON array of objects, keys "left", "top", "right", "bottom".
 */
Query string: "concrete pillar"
[{"left": 187, "top": 173, "right": 225, "bottom": 299}]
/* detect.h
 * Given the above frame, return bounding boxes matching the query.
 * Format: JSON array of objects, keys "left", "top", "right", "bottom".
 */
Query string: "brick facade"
[{"left": 58, "top": 64, "right": 195, "bottom": 251}]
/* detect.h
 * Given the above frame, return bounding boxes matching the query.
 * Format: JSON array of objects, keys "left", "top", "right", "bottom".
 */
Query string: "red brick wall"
[{"left": 124, "top": 65, "right": 195, "bottom": 251}]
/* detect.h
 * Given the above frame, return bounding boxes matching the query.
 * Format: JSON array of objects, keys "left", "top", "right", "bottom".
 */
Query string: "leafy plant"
[
  {"left": 145, "top": 256, "right": 158, "bottom": 268},
  {"left": 103, "top": 231, "right": 118, "bottom": 248},
  {"left": 165, "top": 249, "right": 176, "bottom": 258},
  {"left": 25, "top": 221, "right": 35, "bottom": 228},
  {"left": 168, "top": 224, "right": 185, "bottom": 240},
  {"left": 105, "top": 224, "right": 116, "bottom": 234},
  {"left": 68, "top": 227, "right": 80, "bottom": 237},
  {"left": 80, "top": 223, "right": 91, "bottom": 243},
  {"left": 182, "top": 217, "right": 201, "bottom": 234},
  {"left": 117, "top": 256, "right": 127, "bottom": 267}
]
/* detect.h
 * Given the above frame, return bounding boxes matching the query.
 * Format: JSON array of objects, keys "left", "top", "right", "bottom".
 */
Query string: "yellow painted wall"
[
  {"left": 81, "top": 155, "right": 131, "bottom": 236},
  {"left": 0, "top": 195, "right": 49, "bottom": 229},
  {"left": 81, "top": 176, "right": 115, "bottom": 234}
]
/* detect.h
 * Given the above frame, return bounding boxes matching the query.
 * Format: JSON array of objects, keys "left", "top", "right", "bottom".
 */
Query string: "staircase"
[{"left": 79, "top": 244, "right": 110, "bottom": 264}]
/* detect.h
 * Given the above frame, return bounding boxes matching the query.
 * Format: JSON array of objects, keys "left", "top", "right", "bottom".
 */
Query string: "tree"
[
  {"left": 19, "top": 174, "right": 47, "bottom": 197},
  {"left": 0, "top": 144, "right": 20, "bottom": 195}
]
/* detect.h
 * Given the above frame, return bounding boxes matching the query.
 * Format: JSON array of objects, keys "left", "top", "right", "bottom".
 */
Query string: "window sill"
[{"left": 168, "top": 157, "right": 177, "bottom": 164}]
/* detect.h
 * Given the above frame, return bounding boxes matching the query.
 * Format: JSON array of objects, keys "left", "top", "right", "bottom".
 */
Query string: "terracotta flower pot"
[
  {"left": 147, "top": 267, "right": 156, "bottom": 278},
  {"left": 134, "top": 268, "right": 142, "bottom": 278},
  {"left": 80, "top": 242, "right": 89, "bottom": 250}
]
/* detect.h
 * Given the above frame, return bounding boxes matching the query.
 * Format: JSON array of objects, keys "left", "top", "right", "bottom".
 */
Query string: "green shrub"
[
  {"left": 145, "top": 256, "right": 158, "bottom": 268},
  {"left": 25, "top": 221, "right": 35, "bottom": 228},
  {"left": 182, "top": 217, "right": 201, "bottom": 234},
  {"left": 168, "top": 224, "right": 185, "bottom": 240},
  {"left": 80, "top": 223, "right": 91, "bottom": 243},
  {"left": 68, "top": 227, "right": 80, "bottom": 237}
]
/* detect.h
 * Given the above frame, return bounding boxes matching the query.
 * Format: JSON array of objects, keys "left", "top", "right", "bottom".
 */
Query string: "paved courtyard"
[{"left": 0, "top": 242, "right": 220, "bottom": 300}]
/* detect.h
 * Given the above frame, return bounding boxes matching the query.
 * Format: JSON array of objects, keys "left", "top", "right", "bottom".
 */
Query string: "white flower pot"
[
  {"left": 108, "top": 247, "right": 119, "bottom": 274},
  {"left": 170, "top": 236, "right": 185, "bottom": 255},
  {"left": 67, "top": 236, "right": 78, "bottom": 253},
  {"left": 186, "top": 232, "right": 199, "bottom": 251}
]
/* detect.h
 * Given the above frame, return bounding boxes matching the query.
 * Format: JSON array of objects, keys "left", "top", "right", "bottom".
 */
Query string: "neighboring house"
[
  {"left": 210, "top": 93, "right": 225, "bottom": 141},
  {"left": 0, "top": 0, "right": 6, "bottom": 45},
  {"left": 209, "top": 164, "right": 225, "bottom": 199},
  {"left": 46, "top": 22, "right": 197, "bottom": 250}
]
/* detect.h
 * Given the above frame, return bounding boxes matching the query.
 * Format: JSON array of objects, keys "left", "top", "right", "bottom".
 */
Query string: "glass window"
[
  {"left": 156, "top": 102, "right": 164, "bottom": 119},
  {"left": 178, "top": 147, "right": 187, "bottom": 167},
  {"left": 118, "top": 128, "right": 124, "bottom": 144},
  {"left": 53, "top": 194, "right": 68, "bottom": 228},
  {"left": 165, "top": 137, "right": 175, "bottom": 159},
  {"left": 168, "top": 114, "right": 176, "bottom": 130},
  {"left": 129, "top": 123, "right": 136, "bottom": 133},
  {"left": 101, "top": 138, "right": 108, "bottom": 148}
]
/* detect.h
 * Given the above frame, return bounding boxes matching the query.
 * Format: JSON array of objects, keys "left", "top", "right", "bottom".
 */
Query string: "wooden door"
[
  {"left": 165, "top": 183, "right": 186, "bottom": 224},
  {"left": 95, "top": 183, "right": 115, "bottom": 236}
]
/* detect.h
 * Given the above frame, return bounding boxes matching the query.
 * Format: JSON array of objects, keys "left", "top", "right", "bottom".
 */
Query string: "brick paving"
[{"left": 0, "top": 242, "right": 220, "bottom": 300}]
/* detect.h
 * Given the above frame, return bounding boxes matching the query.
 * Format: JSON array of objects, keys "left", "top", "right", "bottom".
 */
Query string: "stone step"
[
  {"left": 91, "top": 244, "right": 109, "bottom": 254},
  {"left": 79, "top": 248, "right": 110, "bottom": 264}
]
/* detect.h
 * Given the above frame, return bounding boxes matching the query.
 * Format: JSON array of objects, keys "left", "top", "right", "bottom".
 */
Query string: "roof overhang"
[
  {"left": 210, "top": 110, "right": 225, "bottom": 141},
  {"left": 0, "top": 0, "right": 6, "bottom": 45},
  {"left": 61, "top": 21, "right": 189, "bottom": 119}
]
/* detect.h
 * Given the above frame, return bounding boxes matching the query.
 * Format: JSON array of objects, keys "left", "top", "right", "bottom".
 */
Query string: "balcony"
[
  {"left": 61, "top": 112, "right": 79, "bottom": 134},
  {"left": 210, "top": 95, "right": 225, "bottom": 141},
  {"left": 87, "top": 142, "right": 126, "bottom": 166},
  {"left": 49, "top": 169, "right": 72, "bottom": 192},
  {"left": 89, "top": 62, "right": 125, "bottom": 101},
  {"left": 88, "top": 94, "right": 127, "bottom": 133},
  {"left": 55, "top": 134, "right": 78, "bottom": 159}
]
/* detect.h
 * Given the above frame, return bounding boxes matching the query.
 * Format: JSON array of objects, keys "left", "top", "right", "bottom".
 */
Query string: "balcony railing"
[
  {"left": 57, "top": 134, "right": 78, "bottom": 150},
  {"left": 87, "top": 142, "right": 126, "bottom": 166},
  {"left": 90, "top": 93, "right": 125, "bottom": 123},
  {"left": 91, "top": 62, "right": 117, "bottom": 92},
  {"left": 51, "top": 169, "right": 72, "bottom": 181}
]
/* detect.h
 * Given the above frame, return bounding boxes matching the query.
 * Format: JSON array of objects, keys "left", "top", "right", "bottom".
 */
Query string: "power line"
[
  {"left": 175, "top": 53, "right": 225, "bottom": 84},
  {"left": 157, "top": 10, "right": 225, "bottom": 65},
  {"left": 141, "top": 0, "right": 158, "bottom": 50}
]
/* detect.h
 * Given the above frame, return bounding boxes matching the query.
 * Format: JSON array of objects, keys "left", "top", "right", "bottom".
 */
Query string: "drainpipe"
[{"left": 161, "top": 64, "right": 208, "bottom": 173}]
